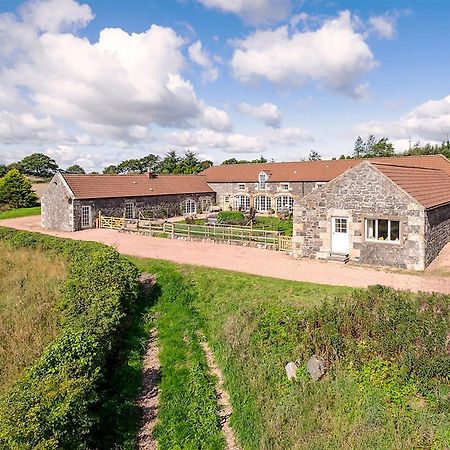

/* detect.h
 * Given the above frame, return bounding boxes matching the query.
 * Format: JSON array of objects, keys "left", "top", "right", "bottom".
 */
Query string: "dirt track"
[{"left": 2, "top": 216, "right": 450, "bottom": 294}]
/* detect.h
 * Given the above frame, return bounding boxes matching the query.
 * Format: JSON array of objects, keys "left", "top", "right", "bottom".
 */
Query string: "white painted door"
[{"left": 331, "top": 217, "right": 349, "bottom": 253}]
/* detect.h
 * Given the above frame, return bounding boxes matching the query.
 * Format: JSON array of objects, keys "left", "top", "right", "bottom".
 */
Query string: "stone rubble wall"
[
  {"left": 208, "top": 181, "right": 318, "bottom": 210},
  {"left": 72, "top": 192, "right": 216, "bottom": 231},
  {"left": 292, "top": 163, "right": 427, "bottom": 270},
  {"left": 41, "top": 173, "right": 75, "bottom": 231},
  {"left": 424, "top": 204, "right": 450, "bottom": 267}
]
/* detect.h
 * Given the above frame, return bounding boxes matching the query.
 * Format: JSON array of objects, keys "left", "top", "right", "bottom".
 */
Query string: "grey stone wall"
[
  {"left": 73, "top": 192, "right": 216, "bottom": 231},
  {"left": 292, "top": 162, "right": 426, "bottom": 270},
  {"left": 41, "top": 173, "right": 74, "bottom": 231},
  {"left": 424, "top": 204, "right": 450, "bottom": 266},
  {"left": 207, "top": 181, "right": 318, "bottom": 210}
]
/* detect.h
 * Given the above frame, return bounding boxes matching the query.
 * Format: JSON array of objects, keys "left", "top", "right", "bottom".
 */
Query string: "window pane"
[
  {"left": 366, "top": 219, "right": 376, "bottom": 239},
  {"left": 390, "top": 221, "right": 400, "bottom": 241},
  {"left": 378, "top": 219, "right": 388, "bottom": 240}
]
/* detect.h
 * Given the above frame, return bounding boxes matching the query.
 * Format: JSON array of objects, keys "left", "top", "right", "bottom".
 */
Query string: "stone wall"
[
  {"left": 424, "top": 204, "right": 450, "bottom": 266},
  {"left": 292, "top": 162, "right": 426, "bottom": 270},
  {"left": 73, "top": 192, "right": 216, "bottom": 231},
  {"left": 41, "top": 173, "right": 74, "bottom": 231},
  {"left": 207, "top": 181, "right": 318, "bottom": 210}
]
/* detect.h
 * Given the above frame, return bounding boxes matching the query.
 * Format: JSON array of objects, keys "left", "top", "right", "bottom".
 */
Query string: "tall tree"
[
  {"left": 308, "top": 150, "right": 322, "bottom": 161},
  {"left": 179, "top": 150, "right": 202, "bottom": 174},
  {"left": 140, "top": 154, "right": 161, "bottom": 173},
  {"left": 370, "top": 137, "right": 395, "bottom": 157},
  {"left": 353, "top": 136, "right": 365, "bottom": 158},
  {"left": 160, "top": 150, "right": 181, "bottom": 174},
  {"left": 222, "top": 158, "right": 239, "bottom": 165},
  {"left": 66, "top": 164, "right": 85, "bottom": 174},
  {"left": 0, "top": 169, "right": 38, "bottom": 208},
  {"left": 103, "top": 165, "right": 119, "bottom": 174},
  {"left": 20, "top": 153, "right": 59, "bottom": 178},
  {"left": 0, "top": 164, "right": 7, "bottom": 177},
  {"left": 251, "top": 156, "right": 268, "bottom": 163}
]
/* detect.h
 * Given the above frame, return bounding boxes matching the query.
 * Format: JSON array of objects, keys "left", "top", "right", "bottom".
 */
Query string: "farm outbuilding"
[
  {"left": 292, "top": 159, "right": 450, "bottom": 270},
  {"left": 41, "top": 172, "right": 215, "bottom": 232}
]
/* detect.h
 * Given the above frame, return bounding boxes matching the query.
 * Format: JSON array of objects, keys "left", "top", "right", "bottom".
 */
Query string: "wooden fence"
[{"left": 98, "top": 215, "right": 293, "bottom": 251}]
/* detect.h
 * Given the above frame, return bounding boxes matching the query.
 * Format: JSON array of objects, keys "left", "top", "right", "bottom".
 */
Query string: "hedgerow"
[{"left": 0, "top": 228, "right": 140, "bottom": 449}]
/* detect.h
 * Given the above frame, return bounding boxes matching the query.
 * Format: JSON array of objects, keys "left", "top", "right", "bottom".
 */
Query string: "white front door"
[{"left": 331, "top": 217, "right": 349, "bottom": 253}]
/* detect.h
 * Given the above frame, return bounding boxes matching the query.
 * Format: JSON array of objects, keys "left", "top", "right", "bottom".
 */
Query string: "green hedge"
[
  {"left": 217, "top": 211, "right": 245, "bottom": 225},
  {"left": 0, "top": 228, "right": 140, "bottom": 449}
]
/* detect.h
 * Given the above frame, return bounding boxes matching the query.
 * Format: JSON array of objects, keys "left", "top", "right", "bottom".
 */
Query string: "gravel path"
[
  {"left": 2, "top": 216, "right": 450, "bottom": 294},
  {"left": 201, "top": 341, "right": 240, "bottom": 450},
  {"left": 137, "top": 329, "right": 160, "bottom": 450}
]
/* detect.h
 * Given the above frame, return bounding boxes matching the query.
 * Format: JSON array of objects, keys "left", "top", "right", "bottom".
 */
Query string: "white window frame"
[
  {"left": 81, "top": 205, "right": 91, "bottom": 228},
  {"left": 125, "top": 202, "right": 135, "bottom": 219},
  {"left": 276, "top": 195, "right": 294, "bottom": 212},
  {"left": 280, "top": 183, "right": 290, "bottom": 191},
  {"left": 182, "top": 198, "right": 197, "bottom": 215},
  {"left": 254, "top": 195, "right": 272, "bottom": 212},
  {"left": 258, "top": 172, "right": 268, "bottom": 190},
  {"left": 365, "top": 218, "right": 401, "bottom": 243},
  {"left": 234, "top": 195, "right": 250, "bottom": 211},
  {"left": 238, "top": 183, "right": 246, "bottom": 190},
  {"left": 199, "top": 197, "right": 212, "bottom": 212}
]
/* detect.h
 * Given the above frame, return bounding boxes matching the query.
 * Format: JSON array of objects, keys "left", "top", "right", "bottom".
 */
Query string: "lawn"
[
  {"left": 0, "top": 206, "right": 41, "bottom": 220},
  {"left": 0, "top": 241, "right": 66, "bottom": 395},
  {"left": 131, "top": 258, "right": 450, "bottom": 450}
]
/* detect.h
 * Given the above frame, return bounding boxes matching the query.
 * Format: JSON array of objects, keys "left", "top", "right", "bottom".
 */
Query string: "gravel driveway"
[{"left": 2, "top": 215, "right": 450, "bottom": 294}]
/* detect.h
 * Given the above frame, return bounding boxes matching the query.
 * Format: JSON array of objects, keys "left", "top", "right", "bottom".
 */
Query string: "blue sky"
[{"left": 0, "top": 0, "right": 449, "bottom": 171}]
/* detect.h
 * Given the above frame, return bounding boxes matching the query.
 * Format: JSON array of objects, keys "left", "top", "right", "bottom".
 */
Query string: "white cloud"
[
  {"left": 188, "top": 40, "right": 219, "bottom": 82},
  {"left": 368, "top": 10, "right": 411, "bottom": 40},
  {"left": 164, "top": 126, "right": 313, "bottom": 154},
  {"left": 0, "top": 0, "right": 230, "bottom": 147},
  {"left": 355, "top": 94, "right": 450, "bottom": 143},
  {"left": 238, "top": 102, "right": 281, "bottom": 127},
  {"left": 231, "top": 11, "right": 377, "bottom": 98},
  {"left": 19, "top": 0, "right": 93, "bottom": 33},
  {"left": 197, "top": 0, "right": 291, "bottom": 25}
]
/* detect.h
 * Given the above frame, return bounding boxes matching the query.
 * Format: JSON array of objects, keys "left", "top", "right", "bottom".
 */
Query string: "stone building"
[
  {"left": 201, "top": 159, "right": 359, "bottom": 212},
  {"left": 292, "top": 159, "right": 450, "bottom": 270},
  {"left": 41, "top": 172, "right": 215, "bottom": 231}
]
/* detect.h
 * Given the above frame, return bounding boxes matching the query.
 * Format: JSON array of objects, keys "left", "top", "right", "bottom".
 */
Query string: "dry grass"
[{"left": 0, "top": 242, "right": 66, "bottom": 394}]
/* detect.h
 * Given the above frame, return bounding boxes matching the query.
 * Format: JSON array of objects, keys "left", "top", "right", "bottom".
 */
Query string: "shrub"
[
  {"left": 0, "top": 229, "right": 140, "bottom": 449},
  {"left": 217, "top": 210, "right": 245, "bottom": 225},
  {"left": 0, "top": 169, "right": 38, "bottom": 209}
]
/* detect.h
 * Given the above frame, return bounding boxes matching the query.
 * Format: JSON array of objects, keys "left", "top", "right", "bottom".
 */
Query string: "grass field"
[
  {"left": 0, "top": 207, "right": 41, "bottom": 220},
  {"left": 131, "top": 258, "right": 450, "bottom": 449},
  {"left": 0, "top": 242, "right": 66, "bottom": 394}
]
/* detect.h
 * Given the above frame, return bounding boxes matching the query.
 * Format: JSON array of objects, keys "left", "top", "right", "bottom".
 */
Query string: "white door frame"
[
  {"left": 81, "top": 205, "right": 92, "bottom": 229},
  {"left": 331, "top": 217, "right": 349, "bottom": 254}
]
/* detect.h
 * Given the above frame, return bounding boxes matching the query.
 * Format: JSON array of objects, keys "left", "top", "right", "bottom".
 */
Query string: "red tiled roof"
[
  {"left": 372, "top": 162, "right": 450, "bottom": 209},
  {"left": 62, "top": 173, "right": 213, "bottom": 199},
  {"left": 201, "top": 155, "right": 450, "bottom": 182}
]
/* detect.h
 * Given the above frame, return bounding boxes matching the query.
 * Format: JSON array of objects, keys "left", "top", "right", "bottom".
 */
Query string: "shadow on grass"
[{"left": 92, "top": 283, "right": 162, "bottom": 450}]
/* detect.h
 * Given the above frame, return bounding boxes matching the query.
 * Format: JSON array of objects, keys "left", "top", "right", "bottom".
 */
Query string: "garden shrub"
[
  {"left": 0, "top": 228, "right": 140, "bottom": 449},
  {"left": 217, "top": 210, "right": 245, "bottom": 225}
]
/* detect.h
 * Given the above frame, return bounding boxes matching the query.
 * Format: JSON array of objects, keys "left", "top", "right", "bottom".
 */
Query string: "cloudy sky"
[{"left": 0, "top": 0, "right": 449, "bottom": 171}]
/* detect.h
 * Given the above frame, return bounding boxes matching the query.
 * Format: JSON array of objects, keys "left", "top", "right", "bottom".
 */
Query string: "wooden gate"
[{"left": 278, "top": 236, "right": 292, "bottom": 252}]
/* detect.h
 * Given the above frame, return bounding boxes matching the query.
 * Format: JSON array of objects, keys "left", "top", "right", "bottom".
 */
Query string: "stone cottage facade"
[
  {"left": 292, "top": 160, "right": 450, "bottom": 270},
  {"left": 41, "top": 172, "right": 215, "bottom": 232},
  {"left": 201, "top": 159, "right": 359, "bottom": 212}
]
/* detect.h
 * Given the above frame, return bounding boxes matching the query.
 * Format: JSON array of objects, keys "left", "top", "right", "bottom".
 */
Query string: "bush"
[
  {"left": 217, "top": 210, "right": 245, "bottom": 225},
  {"left": 0, "top": 229, "right": 140, "bottom": 449},
  {"left": 0, "top": 169, "right": 38, "bottom": 209}
]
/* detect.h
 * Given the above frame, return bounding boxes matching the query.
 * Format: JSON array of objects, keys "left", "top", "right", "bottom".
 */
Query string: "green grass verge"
[
  {"left": 0, "top": 207, "right": 41, "bottom": 220},
  {"left": 131, "top": 258, "right": 450, "bottom": 449}
]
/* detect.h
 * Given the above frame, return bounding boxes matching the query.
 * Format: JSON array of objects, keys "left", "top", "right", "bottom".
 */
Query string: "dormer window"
[{"left": 258, "top": 171, "right": 268, "bottom": 190}]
